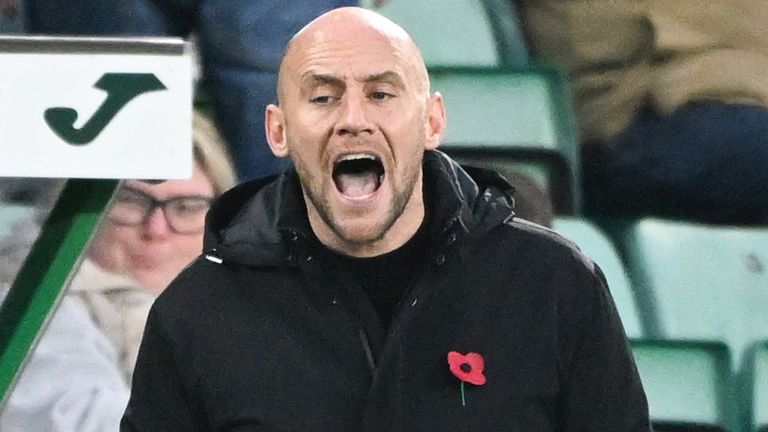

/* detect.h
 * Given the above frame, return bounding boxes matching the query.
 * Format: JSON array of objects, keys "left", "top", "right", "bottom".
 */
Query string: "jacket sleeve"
[
  {"left": 557, "top": 261, "right": 651, "bottom": 431},
  {"left": 120, "top": 305, "right": 207, "bottom": 432}
]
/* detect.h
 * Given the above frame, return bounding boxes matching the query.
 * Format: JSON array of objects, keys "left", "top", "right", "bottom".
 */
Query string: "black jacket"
[{"left": 122, "top": 151, "right": 650, "bottom": 431}]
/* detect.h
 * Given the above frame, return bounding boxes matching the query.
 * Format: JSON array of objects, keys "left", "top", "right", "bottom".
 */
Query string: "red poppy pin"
[{"left": 447, "top": 351, "right": 486, "bottom": 406}]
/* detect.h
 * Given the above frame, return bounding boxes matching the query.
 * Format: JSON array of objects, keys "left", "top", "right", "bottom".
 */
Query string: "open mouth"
[{"left": 332, "top": 154, "right": 385, "bottom": 198}]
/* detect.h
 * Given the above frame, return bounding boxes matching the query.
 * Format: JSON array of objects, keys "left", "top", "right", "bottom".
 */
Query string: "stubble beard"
[{"left": 294, "top": 146, "right": 424, "bottom": 249}]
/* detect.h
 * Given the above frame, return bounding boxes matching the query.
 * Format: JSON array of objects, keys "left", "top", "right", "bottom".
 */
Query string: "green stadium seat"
[
  {"left": 430, "top": 66, "right": 580, "bottom": 214},
  {"left": 360, "top": 0, "right": 529, "bottom": 67},
  {"left": 476, "top": 0, "right": 530, "bottom": 65},
  {"left": 614, "top": 218, "right": 768, "bottom": 366},
  {"left": 755, "top": 345, "right": 768, "bottom": 432},
  {"left": 741, "top": 342, "right": 768, "bottom": 432},
  {"left": 632, "top": 340, "right": 734, "bottom": 431},
  {"left": 553, "top": 217, "right": 643, "bottom": 338}
]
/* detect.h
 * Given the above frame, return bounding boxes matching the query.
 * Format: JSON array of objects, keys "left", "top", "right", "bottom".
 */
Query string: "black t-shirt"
[
  {"left": 322, "top": 181, "right": 433, "bottom": 329},
  {"left": 332, "top": 216, "right": 431, "bottom": 327}
]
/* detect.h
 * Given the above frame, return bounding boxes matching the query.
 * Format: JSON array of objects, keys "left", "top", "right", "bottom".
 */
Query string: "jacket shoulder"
[
  {"left": 501, "top": 217, "right": 598, "bottom": 274},
  {"left": 150, "top": 256, "right": 242, "bottom": 320}
]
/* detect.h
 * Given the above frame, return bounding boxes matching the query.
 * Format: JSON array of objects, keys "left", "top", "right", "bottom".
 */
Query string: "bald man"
[{"left": 122, "top": 7, "right": 650, "bottom": 431}]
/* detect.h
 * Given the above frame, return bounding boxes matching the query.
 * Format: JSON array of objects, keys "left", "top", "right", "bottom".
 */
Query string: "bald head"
[
  {"left": 263, "top": 7, "right": 447, "bottom": 257},
  {"left": 276, "top": 7, "right": 429, "bottom": 105}
]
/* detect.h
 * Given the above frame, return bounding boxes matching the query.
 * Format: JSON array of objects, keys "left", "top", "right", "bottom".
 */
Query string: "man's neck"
[
  {"left": 307, "top": 178, "right": 426, "bottom": 258},
  {"left": 311, "top": 203, "right": 424, "bottom": 258}
]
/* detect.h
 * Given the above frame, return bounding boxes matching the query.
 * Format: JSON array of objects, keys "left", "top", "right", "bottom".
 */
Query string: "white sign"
[{"left": 0, "top": 36, "right": 193, "bottom": 179}]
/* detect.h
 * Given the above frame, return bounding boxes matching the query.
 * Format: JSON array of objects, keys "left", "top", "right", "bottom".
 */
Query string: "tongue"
[{"left": 336, "top": 171, "right": 379, "bottom": 197}]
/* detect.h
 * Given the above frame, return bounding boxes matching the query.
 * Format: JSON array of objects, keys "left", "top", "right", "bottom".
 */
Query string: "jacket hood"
[{"left": 203, "top": 150, "right": 516, "bottom": 267}]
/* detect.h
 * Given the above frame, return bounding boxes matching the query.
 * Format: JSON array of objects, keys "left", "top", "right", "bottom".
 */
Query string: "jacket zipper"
[
  {"left": 386, "top": 221, "right": 458, "bottom": 335},
  {"left": 359, "top": 327, "right": 376, "bottom": 375},
  {"left": 290, "top": 231, "right": 378, "bottom": 378}
]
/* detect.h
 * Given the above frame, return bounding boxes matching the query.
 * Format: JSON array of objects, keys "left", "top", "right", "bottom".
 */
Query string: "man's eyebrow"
[
  {"left": 362, "top": 71, "right": 406, "bottom": 88},
  {"left": 301, "top": 73, "right": 345, "bottom": 89},
  {"left": 299, "top": 71, "right": 407, "bottom": 92}
]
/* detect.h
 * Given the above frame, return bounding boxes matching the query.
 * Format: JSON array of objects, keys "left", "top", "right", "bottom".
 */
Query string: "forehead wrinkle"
[
  {"left": 287, "top": 47, "right": 425, "bottom": 99},
  {"left": 303, "top": 69, "right": 406, "bottom": 87}
]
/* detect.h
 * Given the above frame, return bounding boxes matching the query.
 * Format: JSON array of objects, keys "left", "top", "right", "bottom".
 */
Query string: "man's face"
[{"left": 266, "top": 11, "right": 445, "bottom": 256}]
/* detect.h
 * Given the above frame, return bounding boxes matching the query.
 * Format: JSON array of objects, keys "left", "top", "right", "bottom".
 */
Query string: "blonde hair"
[{"left": 192, "top": 111, "right": 237, "bottom": 196}]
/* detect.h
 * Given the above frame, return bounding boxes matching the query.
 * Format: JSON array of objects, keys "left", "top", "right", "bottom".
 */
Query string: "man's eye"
[
  {"left": 371, "top": 91, "right": 393, "bottom": 101},
  {"left": 310, "top": 95, "right": 333, "bottom": 104}
]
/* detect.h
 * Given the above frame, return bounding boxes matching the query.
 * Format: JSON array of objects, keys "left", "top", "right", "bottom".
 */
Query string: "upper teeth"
[{"left": 338, "top": 153, "right": 376, "bottom": 162}]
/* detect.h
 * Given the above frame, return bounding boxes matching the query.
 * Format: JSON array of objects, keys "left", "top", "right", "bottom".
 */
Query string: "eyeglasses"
[{"left": 108, "top": 187, "right": 213, "bottom": 234}]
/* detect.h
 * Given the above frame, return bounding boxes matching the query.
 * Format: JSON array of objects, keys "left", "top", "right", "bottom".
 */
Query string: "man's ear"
[
  {"left": 425, "top": 92, "right": 446, "bottom": 150},
  {"left": 265, "top": 104, "right": 290, "bottom": 157}
]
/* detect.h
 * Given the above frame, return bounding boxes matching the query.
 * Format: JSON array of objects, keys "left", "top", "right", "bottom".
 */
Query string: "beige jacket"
[
  {"left": 67, "top": 259, "right": 155, "bottom": 384},
  {"left": 520, "top": 0, "right": 768, "bottom": 143}
]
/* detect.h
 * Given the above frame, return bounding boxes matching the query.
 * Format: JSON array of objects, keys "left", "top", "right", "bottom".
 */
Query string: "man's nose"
[
  {"left": 336, "top": 95, "right": 374, "bottom": 136},
  {"left": 141, "top": 207, "right": 173, "bottom": 238}
]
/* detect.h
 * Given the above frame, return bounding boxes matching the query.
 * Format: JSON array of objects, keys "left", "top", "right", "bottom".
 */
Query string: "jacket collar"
[{"left": 203, "top": 150, "right": 515, "bottom": 267}]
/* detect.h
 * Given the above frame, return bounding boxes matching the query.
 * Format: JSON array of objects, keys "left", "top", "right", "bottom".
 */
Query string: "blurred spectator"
[
  {"left": 0, "top": 110, "right": 233, "bottom": 431},
  {"left": 0, "top": 196, "right": 129, "bottom": 432},
  {"left": 0, "top": 298, "right": 130, "bottom": 432},
  {"left": 0, "top": 179, "right": 63, "bottom": 207},
  {"left": 87, "top": 111, "right": 235, "bottom": 294},
  {"left": 0, "top": 177, "right": 63, "bottom": 298},
  {"left": 69, "top": 110, "right": 236, "bottom": 382},
  {"left": 0, "top": 206, "right": 47, "bottom": 299},
  {"left": 26, "top": 0, "right": 120, "bottom": 34},
  {"left": 1, "top": 0, "right": 121, "bottom": 34},
  {"left": 517, "top": 0, "right": 768, "bottom": 224}
]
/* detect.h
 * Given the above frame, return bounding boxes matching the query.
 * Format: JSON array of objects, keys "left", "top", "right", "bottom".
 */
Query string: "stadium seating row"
[
  {"left": 432, "top": 66, "right": 580, "bottom": 215},
  {"left": 556, "top": 216, "right": 768, "bottom": 432},
  {"left": 365, "top": 0, "right": 582, "bottom": 215}
]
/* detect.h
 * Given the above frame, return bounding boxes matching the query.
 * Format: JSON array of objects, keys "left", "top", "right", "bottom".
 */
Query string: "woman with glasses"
[{"left": 67, "top": 110, "right": 236, "bottom": 383}]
